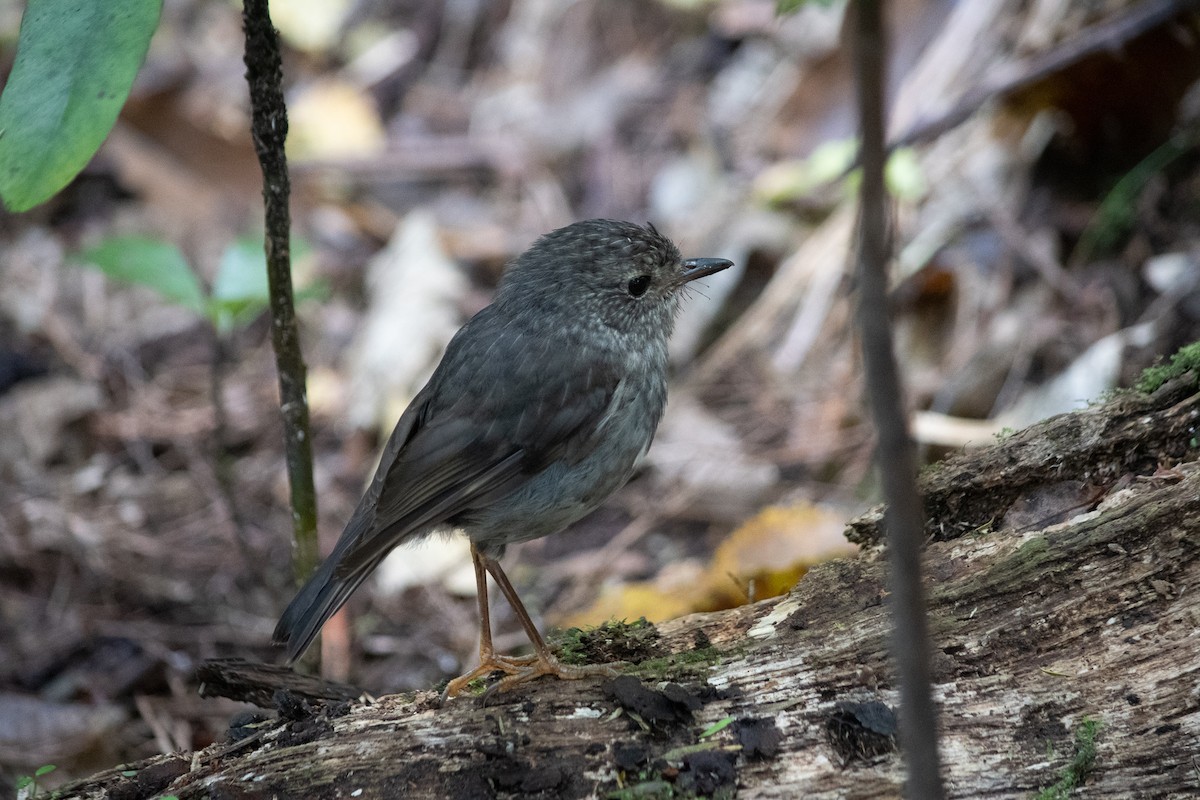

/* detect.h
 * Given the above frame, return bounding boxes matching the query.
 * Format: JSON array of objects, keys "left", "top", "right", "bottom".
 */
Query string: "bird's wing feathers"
[{"left": 332, "top": 312, "right": 621, "bottom": 579}]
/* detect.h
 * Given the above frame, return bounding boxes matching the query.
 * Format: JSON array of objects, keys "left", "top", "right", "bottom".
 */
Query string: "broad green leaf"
[
  {"left": 212, "top": 239, "right": 271, "bottom": 304},
  {"left": 210, "top": 236, "right": 317, "bottom": 333},
  {"left": 80, "top": 237, "right": 206, "bottom": 314},
  {"left": 210, "top": 238, "right": 271, "bottom": 333},
  {"left": 0, "top": 0, "right": 162, "bottom": 212}
]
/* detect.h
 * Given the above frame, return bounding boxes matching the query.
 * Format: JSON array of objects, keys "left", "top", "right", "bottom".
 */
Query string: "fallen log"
[{"left": 56, "top": 378, "right": 1200, "bottom": 799}]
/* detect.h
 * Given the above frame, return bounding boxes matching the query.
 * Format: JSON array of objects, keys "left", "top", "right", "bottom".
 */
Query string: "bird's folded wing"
[{"left": 332, "top": 323, "right": 621, "bottom": 580}]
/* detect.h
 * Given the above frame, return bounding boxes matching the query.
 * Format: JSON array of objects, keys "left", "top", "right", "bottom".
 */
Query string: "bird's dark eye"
[{"left": 627, "top": 275, "right": 652, "bottom": 297}]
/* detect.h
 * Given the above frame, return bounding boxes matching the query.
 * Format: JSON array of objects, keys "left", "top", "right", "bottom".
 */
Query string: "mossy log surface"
[{"left": 57, "top": 382, "right": 1200, "bottom": 799}]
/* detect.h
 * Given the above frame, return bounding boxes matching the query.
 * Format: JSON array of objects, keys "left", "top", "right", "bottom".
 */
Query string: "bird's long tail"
[{"left": 272, "top": 541, "right": 387, "bottom": 665}]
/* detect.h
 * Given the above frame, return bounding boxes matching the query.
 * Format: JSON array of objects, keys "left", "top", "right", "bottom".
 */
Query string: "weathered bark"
[
  {"left": 849, "top": 377, "right": 1200, "bottom": 545},
  {"left": 57, "top": 382, "right": 1200, "bottom": 799}
]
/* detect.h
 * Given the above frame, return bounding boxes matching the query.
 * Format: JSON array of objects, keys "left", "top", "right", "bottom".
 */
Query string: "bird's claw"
[{"left": 444, "top": 652, "right": 618, "bottom": 699}]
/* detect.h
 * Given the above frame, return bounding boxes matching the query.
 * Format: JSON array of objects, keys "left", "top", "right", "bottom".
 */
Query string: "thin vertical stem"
[
  {"left": 851, "top": 1, "right": 946, "bottom": 797},
  {"left": 241, "top": 0, "right": 319, "bottom": 586}
]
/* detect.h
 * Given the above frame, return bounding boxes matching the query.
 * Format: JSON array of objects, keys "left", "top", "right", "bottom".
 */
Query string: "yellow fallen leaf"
[
  {"left": 563, "top": 503, "right": 856, "bottom": 627},
  {"left": 708, "top": 503, "right": 854, "bottom": 606}
]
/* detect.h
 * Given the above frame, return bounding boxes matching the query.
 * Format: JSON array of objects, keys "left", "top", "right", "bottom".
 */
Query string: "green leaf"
[
  {"left": 754, "top": 139, "right": 857, "bottom": 205},
  {"left": 212, "top": 239, "right": 270, "bottom": 298},
  {"left": 699, "top": 716, "right": 735, "bottom": 739},
  {"left": 809, "top": 138, "right": 858, "bottom": 186},
  {"left": 211, "top": 237, "right": 273, "bottom": 333},
  {"left": 80, "top": 236, "right": 207, "bottom": 314},
  {"left": 1074, "top": 131, "right": 1195, "bottom": 263},
  {"left": 0, "top": 0, "right": 163, "bottom": 212},
  {"left": 778, "top": 0, "right": 841, "bottom": 14},
  {"left": 756, "top": 139, "right": 927, "bottom": 205},
  {"left": 885, "top": 147, "right": 926, "bottom": 201},
  {"left": 210, "top": 236, "right": 317, "bottom": 333},
  {"left": 33, "top": 764, "right": 56, "bottom": 777}
]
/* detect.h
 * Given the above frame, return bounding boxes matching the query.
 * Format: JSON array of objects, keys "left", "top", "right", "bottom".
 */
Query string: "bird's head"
[{"left": 495, "top": 219, "right": 731, "bottom": 339}]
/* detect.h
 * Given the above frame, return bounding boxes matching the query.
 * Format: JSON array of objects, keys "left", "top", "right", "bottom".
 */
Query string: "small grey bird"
[{"left": 273, "top": 219, "right": 731, "bottom": 695}]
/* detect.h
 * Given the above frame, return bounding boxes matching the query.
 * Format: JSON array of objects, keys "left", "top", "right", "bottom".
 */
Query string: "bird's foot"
[
  {"left": 443, "top": 653, "right": 537, "bottom": 698},
  {"left": 444, "top": 652, "right": 618, "bottom": 698}
]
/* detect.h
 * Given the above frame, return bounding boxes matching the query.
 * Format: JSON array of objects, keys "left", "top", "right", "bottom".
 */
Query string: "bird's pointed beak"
[{"left": 676, "top": 257, "right": 733, "bottom": 285}]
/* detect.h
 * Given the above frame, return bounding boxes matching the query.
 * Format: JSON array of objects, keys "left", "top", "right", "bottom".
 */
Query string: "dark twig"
[
  {"left": 241, "top": 0, "right": 319, "bottom": 586},
  {"left": 850, "top": 2, "right": 945, "bottom": 798}
]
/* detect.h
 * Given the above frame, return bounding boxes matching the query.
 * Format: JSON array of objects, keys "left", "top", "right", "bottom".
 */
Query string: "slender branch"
[
  {"left": 241, "top": 0, "right": 319, "bottom": 586},
  {"left": 850, "top": 2, "right": 946, "bottom": 797}
]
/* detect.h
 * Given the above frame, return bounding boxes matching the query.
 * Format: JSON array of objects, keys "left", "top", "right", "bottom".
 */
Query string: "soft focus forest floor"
[{"left": 3, "top": 0, "right": 1200, "bottom": 791}]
